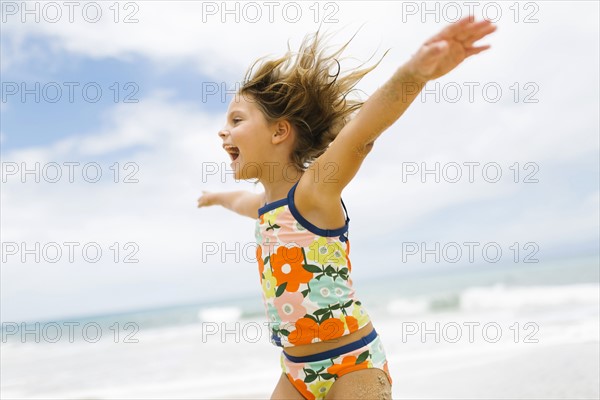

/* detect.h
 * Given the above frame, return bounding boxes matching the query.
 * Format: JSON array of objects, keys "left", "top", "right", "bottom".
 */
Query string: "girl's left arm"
[{"left": 309, "top": 16, "right": 497, "bottom": 197}]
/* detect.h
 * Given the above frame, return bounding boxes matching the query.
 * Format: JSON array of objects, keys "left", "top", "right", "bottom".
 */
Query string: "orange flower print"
[
  {"left": 286, "top": 373, "right": 315, "bottom": 400},
  {"left": 270, "top": 246, "right": 311, "bottom": 292},
  {"left": 344, "top": 315, "right": 359, "bottom": 333},
  {"left": 256, "top": 246, "right": 264, "bottom": 277},
  {"left": 287, "top": 317, "right": 319, "bottom": 345},
  {"left": 288, "top": 316, "right": 348, "bottom": 345},
  {"left": 327, "top": 354, "right": 370, "bottom": 377},
  {"left": 383, "top": 361, "right": 393, "bottom": 384},
  {"left": 318, "top": 318, "right": 345, "bottom": 341}
]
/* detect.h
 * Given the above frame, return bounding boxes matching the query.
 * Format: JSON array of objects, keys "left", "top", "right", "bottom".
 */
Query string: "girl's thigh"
[
  {"left": 325, "top": 368, "right": 392, "bottom": 400},
  {"left": 271, "top": 372, "right": 306, "bottom": 400}
]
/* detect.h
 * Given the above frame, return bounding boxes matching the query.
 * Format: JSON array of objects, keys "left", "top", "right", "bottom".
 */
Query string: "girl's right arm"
[
  {"left": 306, "top": 16, "right": 496, "bottom": 199},
  {"left": 197, "top": 190, "right": 264, "bottom": 219}
]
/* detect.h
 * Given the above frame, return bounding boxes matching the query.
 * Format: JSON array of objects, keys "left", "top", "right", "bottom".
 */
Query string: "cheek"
[
  {"left": 235, "top": 121, "right": 271, "bottom": 157},
  {"left": 239, "top": 131, "right": 268, "bottom": 154}
]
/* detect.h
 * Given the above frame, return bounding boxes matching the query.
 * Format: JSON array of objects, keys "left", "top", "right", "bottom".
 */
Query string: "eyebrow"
[{"left": 227, "top": 109, "right": 245, "bottom": 118}]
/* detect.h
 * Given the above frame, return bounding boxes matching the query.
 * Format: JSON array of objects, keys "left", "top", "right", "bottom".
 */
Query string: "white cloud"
[{"left": 1, "top": 2, "right": 592, "bottom": 80}]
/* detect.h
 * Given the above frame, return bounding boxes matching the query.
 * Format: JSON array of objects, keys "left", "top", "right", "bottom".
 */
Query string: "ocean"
[{"left": 1, "top": 255, "right": 598, "bottom": 399}]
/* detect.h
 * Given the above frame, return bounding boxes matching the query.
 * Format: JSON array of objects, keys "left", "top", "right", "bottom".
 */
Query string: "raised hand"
[{"left": 404, "top": 15, "right": 497, "bottom": 82}]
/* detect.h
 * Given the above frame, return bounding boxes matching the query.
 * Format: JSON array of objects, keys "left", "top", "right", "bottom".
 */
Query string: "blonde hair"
[{"left": 239, "top": 26, "right": 390, "bottom": 172}]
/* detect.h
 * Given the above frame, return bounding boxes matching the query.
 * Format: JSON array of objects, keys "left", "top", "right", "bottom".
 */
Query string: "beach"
[{"left": 2, "top": 260, "right": 599, "bottom": 399}]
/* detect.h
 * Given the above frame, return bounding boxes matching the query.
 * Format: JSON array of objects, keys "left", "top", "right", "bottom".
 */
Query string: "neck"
[{"left": 260, "top": 168, "right": 305, "bottom": 204}]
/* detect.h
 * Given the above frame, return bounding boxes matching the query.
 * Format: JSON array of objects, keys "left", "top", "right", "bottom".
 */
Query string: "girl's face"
[{"left": 219, "top": 93, "right": 274, "bottom": 180}]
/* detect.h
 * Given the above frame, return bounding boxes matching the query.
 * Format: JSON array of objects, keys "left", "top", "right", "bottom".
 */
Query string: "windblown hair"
[{"left": 239, "top": 26, "right": 390, "bottom": 172}]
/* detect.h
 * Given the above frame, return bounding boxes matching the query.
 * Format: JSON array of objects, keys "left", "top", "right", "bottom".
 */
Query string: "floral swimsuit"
[{"left": 256, "top": 180, "right": 392, "bottom": 399}]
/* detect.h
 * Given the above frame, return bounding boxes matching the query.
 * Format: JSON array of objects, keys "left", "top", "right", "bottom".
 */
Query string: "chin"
[{"left": 232, "top": 160, "right": 259, "bottom": 181}]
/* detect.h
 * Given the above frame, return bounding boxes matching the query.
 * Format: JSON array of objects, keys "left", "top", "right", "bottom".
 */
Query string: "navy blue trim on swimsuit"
[
  {"left": 272, "top": 332, "right": 283, "bottom": 347},
  {"left": 287, "top": 181, "right": 349, "bottom": 238},
  {"left": 258, "top": 197, "right": 288, "bottom": 216},
  {"left": 257, "top": 181, "right": 350, "bottom": 241},
  {"left": 282, "top": 328, "right": 378, "bottom": 363}
]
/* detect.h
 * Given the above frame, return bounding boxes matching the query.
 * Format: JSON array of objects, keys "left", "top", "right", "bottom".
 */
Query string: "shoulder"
[{"left": 294, "top": 173, "right": 347, "bottom": 230}]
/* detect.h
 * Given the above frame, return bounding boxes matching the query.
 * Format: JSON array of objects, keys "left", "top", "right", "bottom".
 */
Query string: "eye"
[{"left": 232, "top": 118, "right": 242, "bottom": 124}]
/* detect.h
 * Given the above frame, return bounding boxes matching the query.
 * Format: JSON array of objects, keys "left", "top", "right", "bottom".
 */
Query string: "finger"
[
  {"left": 442, "top": 15, "right": 478, "bottom": 38},
  {"left": 424, "top": 15, "right": 473, "bottom": 44},
  {"left": 456, "top": 18, "right": 494, "bottom": 41},
  {"left": 465, "top": 45, "right": 491, "bottom": 57},
  {"left": 464, "top": 23, "right": 497, "bottom": 47}
]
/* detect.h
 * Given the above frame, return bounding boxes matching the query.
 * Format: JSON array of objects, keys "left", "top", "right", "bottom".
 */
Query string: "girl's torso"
[{"left": 256, "top": 175, "right": 374, "bottom": 356}]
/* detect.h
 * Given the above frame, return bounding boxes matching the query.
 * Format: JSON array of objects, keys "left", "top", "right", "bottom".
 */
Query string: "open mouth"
[{"left": 223, "top": 145, "right": 240, "bottom": 161}]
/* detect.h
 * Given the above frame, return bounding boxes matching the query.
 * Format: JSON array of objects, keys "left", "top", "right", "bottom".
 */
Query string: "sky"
[{"left": 1, "top": 1, "right": 598, "bottom": 323}]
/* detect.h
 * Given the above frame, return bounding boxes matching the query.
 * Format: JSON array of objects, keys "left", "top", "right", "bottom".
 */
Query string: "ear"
[{"left": 271, "top": 120, "right": 294, "bottom": 145}]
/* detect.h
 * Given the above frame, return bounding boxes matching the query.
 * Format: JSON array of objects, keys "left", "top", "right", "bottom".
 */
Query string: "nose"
[{"left": 218, "top": 129, "right": 229, "bottom": 139}]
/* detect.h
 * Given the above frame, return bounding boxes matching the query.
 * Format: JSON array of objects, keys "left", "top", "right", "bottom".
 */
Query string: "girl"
[{"left": 198, "top": 16, "right": 496, "bottom": 400}]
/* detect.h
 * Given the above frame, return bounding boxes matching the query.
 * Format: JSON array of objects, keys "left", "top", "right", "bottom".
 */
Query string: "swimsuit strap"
[
  {"left": 290, "top": 180, "right": 300, "bottom": 195},
  {"left": 291, "top": 179, "right": 350, "bottom": 223},
  {"left": 341, "top": 198, "right": 350, "bottom": 223}
]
